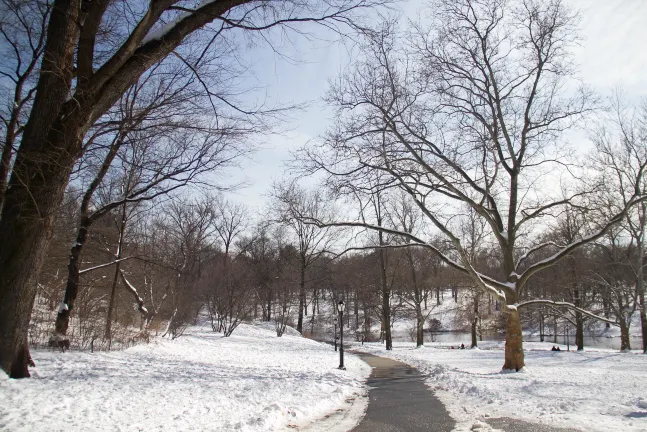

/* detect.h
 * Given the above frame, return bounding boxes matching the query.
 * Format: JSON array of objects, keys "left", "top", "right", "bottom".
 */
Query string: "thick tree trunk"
[
  {"left": 575, "top": 311, "right": 584, "bottom": 351},
  {"left": 503, "top": 311, "right": 525, "bottom": 371},
  {"left": 0, "top": 0, "right": 82, "bottom": 379},
  {"left": 620, "top": 320, "right": 631, "bottom": 352}
]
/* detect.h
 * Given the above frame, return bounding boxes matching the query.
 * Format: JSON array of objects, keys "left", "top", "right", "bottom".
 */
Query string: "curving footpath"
[
  {"left": 352, "top": 353, "right": 455, "bottom": 432},
  {"left": 352, "top": 352, "right": 581, "bottom": 432}
]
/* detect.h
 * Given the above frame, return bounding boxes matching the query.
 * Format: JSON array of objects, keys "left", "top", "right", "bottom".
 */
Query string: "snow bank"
[
  {"left": 0, "top": 324, "right": 370, "bottom": 431},
  {"left": 354, "top": 341, "right": 647, "bottom": 432}
]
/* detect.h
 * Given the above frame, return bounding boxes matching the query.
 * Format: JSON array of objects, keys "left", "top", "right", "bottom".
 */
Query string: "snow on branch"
[
  {"left": 515, "top": 299, "right": 616, "bottom": 324},
  {"left": 79, "top": 257, "right": 132, "bottom": 274},
  {"left": 517, "top": 194, "right": 647, "bottom": 288},
  {"left": 119, "top": 270, "right": 149, "bottom": 316},
  {"left": 515, "top": 241, "right": 565, "bottom": 272}
]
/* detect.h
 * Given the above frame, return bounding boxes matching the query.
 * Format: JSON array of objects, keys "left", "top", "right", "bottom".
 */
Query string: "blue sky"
[{"left": 225, "top": 0, "right": 647, "bottom": 211}]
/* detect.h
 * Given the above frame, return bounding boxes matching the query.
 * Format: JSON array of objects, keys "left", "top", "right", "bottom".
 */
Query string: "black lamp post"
[
  {"left": 334, "top": 317, "right": 338, "bottom": 352},
  {"left": 338, "top": 300, "right": 346, "bottom": 370}
]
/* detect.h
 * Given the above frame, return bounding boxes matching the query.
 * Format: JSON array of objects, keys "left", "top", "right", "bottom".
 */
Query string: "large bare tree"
[
  {"left": 0, "top": 0, "right": 384, "bottom": 377},
  {"left": 300, "top": 0, "right": 647, "bottom": 370}
]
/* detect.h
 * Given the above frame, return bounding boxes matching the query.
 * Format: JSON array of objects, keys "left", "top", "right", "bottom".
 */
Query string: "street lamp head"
[{"left": 337, "top": 300, "right": 345, "bottom": 313}]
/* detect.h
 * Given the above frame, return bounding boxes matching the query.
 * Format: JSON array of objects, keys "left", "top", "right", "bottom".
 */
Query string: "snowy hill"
[{"left": 0, "top": 323, "right": 370, "bottom": 432}]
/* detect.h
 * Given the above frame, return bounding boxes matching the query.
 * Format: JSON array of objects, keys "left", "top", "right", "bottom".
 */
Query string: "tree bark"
[
  {"left": 503, "top": 311, "right": 525, "bottom": 371},
  {"left": 637, "top": 236, "right": 647, "bottom": 353},
  {"left": 378, "top": 238, "right": 392, "bottom": 350},
  {"left": 297, "top": 254, "right": 305, "bottom": 333},
  {"left": 620, "top": 319, "right": 631, "bottom": 352},
  {"left": 104, "top": 201, "right": 128, "bottom": 347},
  {"left": 640, "top": 288, "right": 647, "bottom": 354},
  {"left": 471, "top": 293, "right": 479, "bottom": 348},
  {"left": 0, "top": 0, "right": 83, "bottom": 379},
  {"left": 415, "top": 303, "right": 424, "bottom": 347},
  {"left": 574, "top": 289, "right": 584, "bottom": 351}
]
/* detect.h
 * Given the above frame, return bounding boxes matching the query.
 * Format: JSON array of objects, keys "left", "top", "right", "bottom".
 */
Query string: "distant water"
[
  {"left": 310, "top": 326, "right": 644, "bottom": 351},
  {"left": 402, "top": 330, "right": 644, "bottom": 351}
]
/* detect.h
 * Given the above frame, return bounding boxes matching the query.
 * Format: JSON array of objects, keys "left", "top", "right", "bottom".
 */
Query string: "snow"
[
  {"left": 141, "top": 0, "right": 217, "bottom": 44},
  {"left": 353, "top": 341, "right": 647, "bottom": 432},
  {"left": 57, "top": 302, "right": 68, "bottom": 313},
  {"left": 0, "top": 323, "right": 370, "bottom": 432}
]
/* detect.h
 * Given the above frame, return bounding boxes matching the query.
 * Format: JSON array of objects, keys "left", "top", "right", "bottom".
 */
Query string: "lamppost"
[
  {"left": 338, "top": 300, "right": 345, "bottom": 370},
  {"left": 334, "top": 317, "right": 338, "bottom": 352}
]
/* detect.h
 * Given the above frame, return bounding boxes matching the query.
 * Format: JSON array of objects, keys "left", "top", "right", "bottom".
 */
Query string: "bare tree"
[
  {"left": 0, "top": 0, "right": 385, "bottom": 378},
  {"left": 593, "top": 95, "right": 647, "bottom": 353},
  {"left": 300, "top": 1, "right": 645, "bottom": 370},
  {"left": 158, "top": 197, "right": 215, "bottom": 339},
  {"left": 0, "top": 0, "right": 50, "bottom": 209},
  {"left": 271, "top": 182, "right": 336, "bottom": 334},
  {"left": 53, "top": 65, "right": 250, "bottom": 347}
]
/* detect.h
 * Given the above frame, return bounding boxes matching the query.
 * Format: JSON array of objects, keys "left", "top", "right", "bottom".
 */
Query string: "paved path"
[
  {"left": 351, "top": 353, "right": 455, "bottom": 432},
  {"left": 352, "top": 352, "right": 582, "bottom": 432}
]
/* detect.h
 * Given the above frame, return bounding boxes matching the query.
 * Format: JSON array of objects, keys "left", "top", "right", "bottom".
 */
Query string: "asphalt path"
[
  {"left": 351, "top": 352, "right": 582, "bottom": 432},
  {"left": 351, "top": 353, "right": 455, "bottom": 432}
]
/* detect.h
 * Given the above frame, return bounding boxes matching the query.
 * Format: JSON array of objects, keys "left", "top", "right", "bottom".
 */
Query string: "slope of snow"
[
  {"left": 0, "top": 324, "right": 370, "bottom": 432},
  {"left": 353, "top": 341, "right": 647, "bottom": 432}
]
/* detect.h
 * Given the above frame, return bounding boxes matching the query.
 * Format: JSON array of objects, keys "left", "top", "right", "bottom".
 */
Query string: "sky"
[{"left": 224, "top": 0, "right": 647, "bottom": 212}]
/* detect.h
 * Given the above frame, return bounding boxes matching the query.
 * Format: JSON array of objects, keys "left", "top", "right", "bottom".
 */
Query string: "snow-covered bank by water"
[
  {"left": 0, "top": 323, "right": 370, "bottom": 432},
  {"left": 353, "top": 341, "right": 647, "bottom": 432}
]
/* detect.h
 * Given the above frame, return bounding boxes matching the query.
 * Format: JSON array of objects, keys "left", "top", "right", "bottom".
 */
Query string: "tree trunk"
[
  {"left": 602, "top": 295, "right": 611, "bottom": 329},
  {"left": 416, "top": 304, "right": 424, "bottom": 347},
  {"left": 0, "top": 0, "right": 83, "bottom": 378},
  {"left": 503, "top": 311, "right": 525, "bottom": 371},
  {"left": 637, "top": 238, "right": 647, "bottom": 353},
  {"left": 266, "top": 287, "right": 272, "bottom": 322},
  {"left": 354, "top": 291, "right": 359, "bottom": 330},
  {"left": 378, "top": 244, "right": 391, "bottom": 350},
  {"left": 640, "top": 288, "right": 647, "bottom": 354},
  {"left": 575, "top": 311, "right": 584, "bottom": 351},
  {"left": 620, "top": 319, "right": 631, "bottom": 352},
  {"left": 297, "top": 256, "right": 305, "bottom": 333},
  {"left": 574, "top": 289, "right": 584, "bottom": 351},
  {"left": 471, "top": 293, "right": 479, "bottom": 348},
  {"left": 104, "top": 202, "right": 128, "bottom": 347},
  {"left": 539, "top": 311, "right": 545, "bottom": 343}
]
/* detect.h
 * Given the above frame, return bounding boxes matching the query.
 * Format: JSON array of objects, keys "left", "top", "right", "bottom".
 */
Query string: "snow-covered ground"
[
  {"left": 0, "top": 323, "right": 370, "bottom": 432},
  {"left": 353, "top": 340, "right": 647, "bottom": 432}
]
